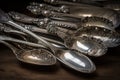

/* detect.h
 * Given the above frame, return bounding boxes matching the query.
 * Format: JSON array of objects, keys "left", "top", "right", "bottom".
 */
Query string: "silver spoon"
[
  {"left": 26, "top": 6, "right": 116, "bottom": 30},
  {"left": 0, "top": 9, "right": 96, "bottom": 73},
  {"left": 0, "top": 27, "right": 97, "bottom": 72},
  {"left": 0, "top": 40, "right": 56, "bottom": 65},
  {"left": 21, "top": 21, "right": 118, "bottom": 48},
  {"left": 21, "top": 23, "right": 108, "bottom": 57},
  {"left": 0, "top": 23, "right": 26, "bottom": 36},
  {"left": 8, "top": 11, "right": 79, "bottom": 30},
  {"left": 29, "top": 2, "right": 101, "bottom": 13},
  {"left": 75, "top": 26, "right": 120, "bottom": 47},
  {"left": 0, "top": 23, "right": 66, "bottom": 49},
  {"left": 0, "top": 35, "right": 46, "bottom": 48},
  {"left": 5, "top": 21, "right": 107, "bottom": 57},
  {"left": 7, "top": 12, "right": 108, "bottom": 57},
  {"left": 9, "top": 10, "right": 114, "bottom": 31},
  {"left": 0, "top": 9, "right": 51, "bottom": 49},
  {"left": 27, "top": 2, "right": 120, "bottom": 27}
]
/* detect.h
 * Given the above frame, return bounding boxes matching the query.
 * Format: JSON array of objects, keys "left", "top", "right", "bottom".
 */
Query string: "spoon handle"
[
  {"left": 29, "top": 3, "right": 69, "bottom": 13},
  {"left": 0, "top": 22, "right": 65, "bottom": 46},
  {"left": 8, "top": 11, "right": 40, "bottom": 23},
  {"left": 0, "top": 9, "right": 53, "bottom": 50},
  {"left": 18, "top": 22, "right": 73, "bottom": 41},
  {"left": 27, "top": 3, "right": 120, "bottom": 27},
  {"left": 9, "top": 11, "right": 79, "bottom": 29},
  {"left": 0, "top": 23, "right": 26, "bottom": 35},
  {"left": 27, "top": 5, "right": 83, "bottom": 21},
  {"left": 0, "top": 35, "right": 45, "bottom": 48},
  {"left": 7, "top": 21, "right": 52, "bottom": 49}
]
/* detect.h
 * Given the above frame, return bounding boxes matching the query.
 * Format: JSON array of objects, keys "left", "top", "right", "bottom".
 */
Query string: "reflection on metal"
[{"left": 64, "top": 52, "right": 86, "bottom": 67}]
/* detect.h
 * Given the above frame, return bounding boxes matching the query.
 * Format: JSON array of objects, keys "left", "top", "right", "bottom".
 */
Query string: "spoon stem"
[
  {"left": 7, "top": 21, "right": 53, "bottom": 50},
  {"left": 0, "top": 35, "right": 45, "bottom": 48}
]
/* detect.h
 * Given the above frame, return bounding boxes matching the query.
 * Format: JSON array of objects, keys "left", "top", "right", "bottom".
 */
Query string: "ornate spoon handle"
[
  {"left": 9, "top": 11, "right": 79, "bottom": 29},
  {"left": 30, "top": 2, "right": 69, "bottom": 13},
  {"left": 0, "top": 23, "right": 26, "bottom": 35},
  {"left": 18, "top": 22, "right": 74, "bottom": 40},
  {"left": 0, "top": 35, "right": 45, "bottom": 48},
  {"left": 27, "top": 2, "right": 120, "bottom": 27}
]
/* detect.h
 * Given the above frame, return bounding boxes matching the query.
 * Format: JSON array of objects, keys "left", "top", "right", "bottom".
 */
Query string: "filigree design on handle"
[
  {"left": 30, "top": 2, "right": 69, "bottom": 13},
  {"left": 33, "top": 18, "right": 50, "bottom": 28},
  {"left": 48, "top": 20, "right": 79, "bottom": 29},
  {"left": 46, "top": 23, "right": 74, "bottom": 39},
  {"left": 27, "top": 5, "right": 43, "bottom": 15},
  {"left": 44, "top": 0, "right": 59, "bottom": 4},
  {"left": 37, "top": 1, "right": 120, "bottom": 27},
  {"left": 8, "top": 12, "right": 39, "bottom": 23},
  {"left": 0, "top": 23, "right": 17, "bottom": 33},
  {"left": 27, "top": 7, "right": 70, "bottom": 18},
  {"left": 9, "top": 11, "right": 79, "bottom": 29},
  {"left": 8, "top": 11, "right": 50, "bottom": 28}
]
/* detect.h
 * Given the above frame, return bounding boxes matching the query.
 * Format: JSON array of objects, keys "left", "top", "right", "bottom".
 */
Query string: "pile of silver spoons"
[{"left": 0, "top": 0, "right": 120, "bottom": 73}]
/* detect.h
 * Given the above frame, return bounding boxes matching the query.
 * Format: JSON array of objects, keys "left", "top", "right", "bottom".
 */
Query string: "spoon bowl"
[
  {"left": 65, "top": 37, "right": 108, "bottom": 57},
  {"left": 0, "top": 9, "right": 96, "bottom": 73},
  {"left": 16, "top": 49, "right": 56, "bottom": 65},
  {"left": 0, "top": 40, "right": 56, "bottom": 65},
  {"left": 28, "top": 1, "right": 120, "bottom": 27},
  {"left": 55, "top": 49, "right": 96, "bottom": 73}
]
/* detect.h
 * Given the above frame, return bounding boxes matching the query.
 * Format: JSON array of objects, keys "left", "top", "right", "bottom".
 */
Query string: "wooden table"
[{"left": 0, "top": 44, "right": 120, "bottom": 80}]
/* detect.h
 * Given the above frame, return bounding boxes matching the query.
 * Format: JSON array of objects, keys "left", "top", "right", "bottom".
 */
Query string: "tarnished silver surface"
[
  {"left": 0, "top": 9, "right": 96, "bottom": 73},
  {"left": 0, "top": 9, "right": 52, "bottom": 50},
  {"left": 3, "top": 10, "right": 116, "bottom": 56},
  {"left": 28, "top": 2, "right": 120, "bottom": 27},
  {"left": 15, "top": 23, "right": 108, "bottom": 57},
  {"left": 0, "top": 23, "right": 26, "bottom": 35},
  {"left": 30, "top": 2, "right": 69, "bottom": 13},
  {"left": 9, "top": 11, "right": 79, "bottom": 30},
  {"left": 8, "top": 11, "right": 116, "bottom": 32},
  {"left": 65, "top": 36, "right": 107, "bottom": 57},
  {"left": 81, "top": 17, "right": 114, "bottom": 30},
  {"left": 0, "top": 40, "right": 57, "bottom": 65},
  {"left": 0, "top": 35, "right": 45, "bottom": 48},
  {"left": 1, "top": 0, "right": 120, "bottom": 74},
  {"left": 0, "top": 22, "right": 66, "bottom": 49},
  {"left": 75, "top": 26, "right": 120, "bottom": 47}
]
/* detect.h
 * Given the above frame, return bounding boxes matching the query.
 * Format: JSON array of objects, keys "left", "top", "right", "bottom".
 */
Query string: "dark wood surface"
[{"left": 0, "top": 44, "right": 120, "bottom": 80}]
